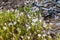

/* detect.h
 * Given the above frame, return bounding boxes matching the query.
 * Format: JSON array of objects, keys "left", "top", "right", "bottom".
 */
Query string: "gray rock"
[{"left": 56, "top": 22, "right": 60, "bottom": 26}]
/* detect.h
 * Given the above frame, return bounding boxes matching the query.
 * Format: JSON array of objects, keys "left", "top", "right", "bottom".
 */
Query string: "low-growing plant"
[{"left": 0, "top": 5, "right": 59, "bottom": 40}]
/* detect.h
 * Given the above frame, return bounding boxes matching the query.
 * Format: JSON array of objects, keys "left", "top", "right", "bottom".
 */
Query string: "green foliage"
[{"left": 0, "top": 5, "right": 59, "bottom": 40}]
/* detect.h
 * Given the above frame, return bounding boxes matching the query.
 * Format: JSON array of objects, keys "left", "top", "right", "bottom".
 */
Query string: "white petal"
[
  {"left": 38, "top": 34, "right": 41, "bottom": 37},
  {"left": 13, "top": 22, "right": 17, "bottom": 25},
  {"left": 42, "top": 34, "right": 47, "bottom": 37},
  {"left": 32, "top": 18, "right": 38, "bottom": 22},
  {"left": 3, "top": 27, "right": 7, "bottom": 30}
]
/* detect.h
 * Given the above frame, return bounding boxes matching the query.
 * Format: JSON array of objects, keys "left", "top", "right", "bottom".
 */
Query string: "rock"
[
  {"left": 56, "top": 22, "right": 60, "bottom": 26},
  {"left": 0, "top": 0, "right": 24, "bottom": 10}
]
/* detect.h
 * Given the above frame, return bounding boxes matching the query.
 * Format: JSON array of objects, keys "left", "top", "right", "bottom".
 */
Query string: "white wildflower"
[
  {"left": 25, "top": 24, "right": 30, "bottom": 27},
  {"left": 21, "top": 36, "right": 23, "bottom": 38},
  {"left": 8, "top": 22, "right": 13, "bottom": 26},
  {"left": 39, "top": 17, "right": 43, "bottom": 22},
  {"left": 24, "top": 2, "right": 26, "bottom": 5},
  {"left": 28, "top": 27, "right": 31, "bottom": 29},
  {"left": 38, "top": 34, "right": 41, "bottom": 37},
  {"left": 13, "top": 21, "right": 17, "bottom": 25},
  {"left": 32, "top": 18, "right": 38, "bottom": 22},
  {"left": 20, "top": 12, "right": 24, "bottom": 16},
  {"left": 10, "top": 8, "right": 14, "bottom": 11},
  {"left": 27, "top": 36, "right": 30, "bottom": 39},
  {"left": 49, "top": 23, "right": 53, "bottom": 25},
  {"left": 27, "top": 14, "right": 31, "bottom": 18},
  {"left": 4, "top": 23, "right": 7, "bottom": 25},
  {"left": 47, "top": 31, "right": 50, "bottom": 34},
  {"left": 25, "top": 24, "right": 31, "bottom": 30},
  {"left": 39, "top": 19, "right": 42, "bottom": 22},
  {"left": 3, "top": 26, "right": 7, "bottom": 30},
  {"left": 42, "top": 34, "right": 47, "bottom": 37},
  {"left": 25, "top": 24, "right": 28, "bottom": 27},
  {"left": 48, "top": 36, "right": 51, "bottom": 38},
  {"left": 31, "top": 22, "right": 35, "bottom": 25},
  {"left": 26, "top": 1, "right": 30, "bottom": 3},
  {"left": 15, "top": 9, "right": 19, "bottom": 12},
  {"left": 39, "top": 18, "right": 43, "bottom": 22},
  {"left": 43, "top": 22, "right": 47, "bottom": 28}
]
